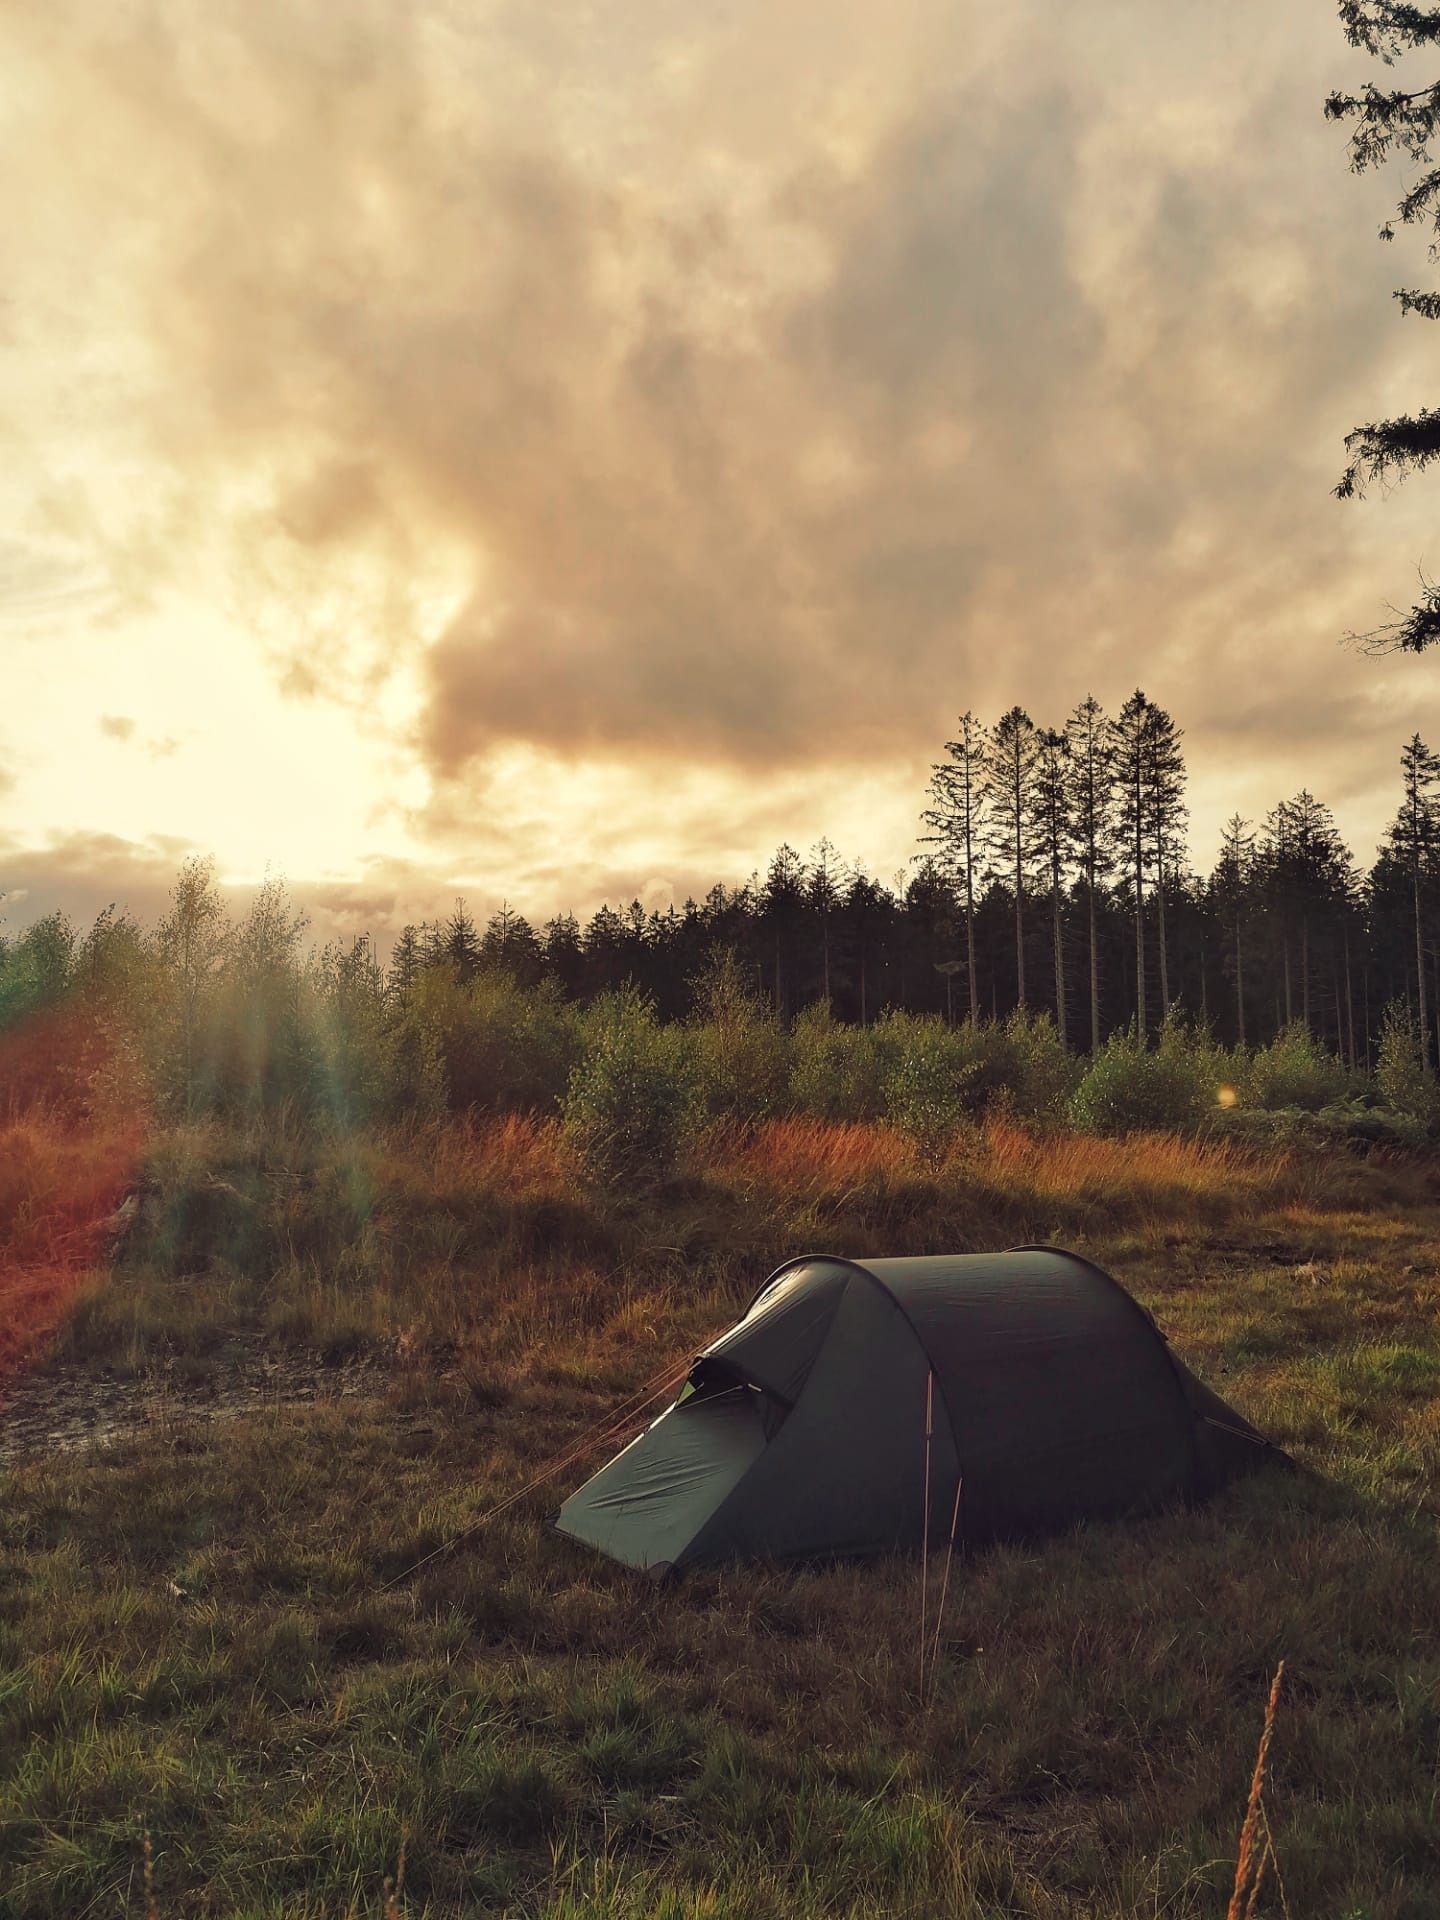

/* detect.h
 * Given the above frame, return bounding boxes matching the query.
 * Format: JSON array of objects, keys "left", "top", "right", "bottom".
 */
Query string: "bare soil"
[{"left": 0, "top": 1339, "right": 389, "bottom": 1465}]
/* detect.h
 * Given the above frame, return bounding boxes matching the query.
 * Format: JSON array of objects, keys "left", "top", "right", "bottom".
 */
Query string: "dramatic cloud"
[{"left": 1, "top": 0, "right": 1435, "bottom": 933}]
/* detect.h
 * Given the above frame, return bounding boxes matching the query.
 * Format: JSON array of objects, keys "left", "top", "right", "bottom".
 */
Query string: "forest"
[{"left": 5, "top": 692, "right": 1440, "bottom": 1158}]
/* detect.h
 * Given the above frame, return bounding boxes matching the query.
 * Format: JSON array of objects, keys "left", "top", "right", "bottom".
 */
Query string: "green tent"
[{"left": 555, "top": 1246, "right": 1283, "bottom": 1575}]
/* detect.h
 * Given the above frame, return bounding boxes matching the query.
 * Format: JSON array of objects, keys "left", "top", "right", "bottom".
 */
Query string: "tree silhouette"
[
  {"left": 1065, "top": 695, "right": 1114, "bottom": 1052},
  {"left": 1035, "top": 728, "right": 1072, "bottom": 1046},
  {"left": 1212, "top": 815, "right": 1255, "bottom": 1045},
  {"left": 1328, "top": 2, "right": 1440, "bottom": 648},
  {"left": 1395, "top": 734, "right": 1440, "bottom": 1058},
  {"left": 921, "top": 712, "right": 987, "bottom": 1023},
  {"left": 983, "top": 707, "right": 1041, "bottom": 1009},
  {"left": 1110, "top": 692, "right": 1159, "bottom": 1039}
]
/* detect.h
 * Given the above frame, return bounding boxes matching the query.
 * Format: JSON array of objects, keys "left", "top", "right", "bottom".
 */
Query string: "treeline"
[
  {"left": 2, "top": 692, "right": 1438, "bottom": 1101},
  {"left": 392, "top": 695, "right": 1435, "bottom": 1068}
]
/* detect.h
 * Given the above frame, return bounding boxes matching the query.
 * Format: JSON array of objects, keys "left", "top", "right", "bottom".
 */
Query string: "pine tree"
[
  {"left": 1110, "top": 692, "right": 1156, "bottom": 1039},
  {"left": 1212, "top": 815, "right": 1255, "bottom": 1045},
  {"left": 541, "top": 913, "right": 585, "bottom": 996},
  {"left": 1064, "top": 696, "right": 1113, "bottom": 1052},
  {"left": 921, "top": 712, "right": 987, "bottom": 1023},
  {"left": 983, "top": 707, "right": 1041, "bottom": 1009},
  {"left": 441, "top": 899, "right": 483, "bottom": 984},
  {"left": 761, "top": 844, "right": 807, "bottom": 1018},
  {"left": 808, "top": 838, "right": 842, "bottom": 1008},
  {"left": 1034, "top": 727, "right": 1071, "bottom": 1046},
  {"left": 483, "top": 902, "right": 542, "bottom": 983},
  {"left": 389, "top": 924, "right": 423, "bottom": 1002},
  {"left": 1397, "top": 734, "right": 1440, "bottom": 1060},
  {"left": 1328, "top": 4, "right": 1440, "bottom": 649},
  {"left": 1143, "top": 703, "right": 1187, "bottom": 1017}
]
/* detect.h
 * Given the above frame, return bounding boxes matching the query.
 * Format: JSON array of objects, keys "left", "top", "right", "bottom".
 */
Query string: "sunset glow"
[{"left": 3, "top": 0, "right": 1433, "bottom": 940}]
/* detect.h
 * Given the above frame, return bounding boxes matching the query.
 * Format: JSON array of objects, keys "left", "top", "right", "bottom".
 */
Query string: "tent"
[{"left": 555, "top": 1246, "right": 1284, "bottom": 1575}]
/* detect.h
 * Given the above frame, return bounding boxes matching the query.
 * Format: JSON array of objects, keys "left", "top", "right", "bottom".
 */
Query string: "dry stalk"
[{"left": 1227, "top": 1660, "right": 1285, "bottom": 1920}]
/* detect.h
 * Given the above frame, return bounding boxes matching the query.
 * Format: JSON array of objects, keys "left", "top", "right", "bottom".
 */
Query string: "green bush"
[
  {"left": 562, "top": 988, "right": 696, "bottom": 1189},
  {"left": 1210, "top": 1098, "right": 1430, "bottom": 1152},
  {"left": 1240, "top": 1023, "right": 1350, "bottom": 1112},
  {"left": 788, "top": 1005, "right": 887, "bottom": 1120},
  {"left": 406, "top": 968, "right": 582, "bottom": 1114},
  {"left": 1069, "top": 1019, "right": 1214, "bottom": 1134},
  {"left": 689, "top": 952, "right": 788, "bottom": 1121},
  {"left": 880, "top": 1016, "right": 976, "bottom": 1162},
  {"left": 995, "top": 1010, "right": 1080, "bottom": 1123},
  {"left": 1376, "top": 1001, "right": 1440, "bottom": 1133}
]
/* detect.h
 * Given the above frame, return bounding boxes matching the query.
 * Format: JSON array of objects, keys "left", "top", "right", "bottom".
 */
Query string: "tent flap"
[{"left": 555, "top": 1387, "right": 768, "bottom": 1572}]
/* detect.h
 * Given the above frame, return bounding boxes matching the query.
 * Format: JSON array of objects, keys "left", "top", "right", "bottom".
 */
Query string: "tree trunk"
[
  {"left": 1087, "top": 868, "right": 1100, "bottom": 1053},
  {"left": 1156, "top": 857, "right": 1170, "bottom": 1017},
  {"left": 1331, "top": 961, "right": 1344, "bottom": 1065},
  {"left": 1343, "top": 925, "right": 1356, "bottom": 1071},
  {"left": 1415, "top": 856, "right": 1431, "bottom": 1066},
  {"left": 1014, "top": 829, "right": 1026, "bottom": 1010},
  {"left": 965, "top": 877, "right": 978, "bottom": 1026},
  {"left": 1234, "top": 918, "right": 1246, "bottom": 1047},
  {"left": 1053, "top": 879, "right": 1066, "bottom": 1048},
  {"left": 1282, "top": 933, "right": 1293, "bottom": 1028},
  {"left": 1133, "top": 799, "right": 1147, "bottom": 1042},
  {"left": 1199, "top": 942, "right": 1208, "bottom": 1028},
  {"left": 1300, "top": 919, "right": 1311, "bottom": 1032}
]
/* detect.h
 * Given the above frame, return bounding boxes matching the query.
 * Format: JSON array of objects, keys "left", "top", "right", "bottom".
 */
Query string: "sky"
[{"left": 3, "top": 0, "right": 1438, "bottom": 948}]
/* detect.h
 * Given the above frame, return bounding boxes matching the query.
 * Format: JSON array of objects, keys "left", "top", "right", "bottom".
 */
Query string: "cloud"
[
  {"left": 99, "top": 714, "right": 136, "bottom": 741},
  {"left": 0, "top": 0, "right": 1432, "bottom": 899}
]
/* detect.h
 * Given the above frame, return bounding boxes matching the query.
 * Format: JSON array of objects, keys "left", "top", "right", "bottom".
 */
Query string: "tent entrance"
[
  {"left": 677, "top": 1357, "right": 791, "bottom": 1438},
  {"left": 555, "top": 1365, "right": 778, "bottom": 1573}
]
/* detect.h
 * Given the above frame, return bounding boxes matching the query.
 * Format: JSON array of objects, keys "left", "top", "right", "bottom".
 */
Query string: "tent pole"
[
  {"left": 926, "top": 1475, "right": 964, "bottom": 1704},
  {"left": 919, "top": 1370, "right": 934, "bottom": 1697}
]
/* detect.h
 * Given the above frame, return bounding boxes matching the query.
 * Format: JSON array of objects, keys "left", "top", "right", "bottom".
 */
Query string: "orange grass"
[
  {"left": 413, "top": 1110, "right": 571, "bottom": 1193},
  {"left": 711, "top": 1114, "right": 1293, "bottom": 1207},
  {"left": 710, "top": 1116, "right": 918, "bottom": 1188},
  {"left": 0, "top": 1008, "right": 149, "bottom": 1384}
]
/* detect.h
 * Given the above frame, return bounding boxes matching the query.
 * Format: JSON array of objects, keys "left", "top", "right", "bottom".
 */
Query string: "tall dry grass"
[
  {"left": 0, "top": 1006, "right": 149, "bottom": 1382},
  {"left": 709, "top": 1115, "right": 1300, "bottom": 1224}
]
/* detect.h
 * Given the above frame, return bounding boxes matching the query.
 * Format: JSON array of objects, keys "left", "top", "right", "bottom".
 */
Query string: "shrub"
[
  {"left": 1376, "top": 1001, "right": 1440, "bottom": 1133},
  {"left": 303, "top": 937, "right": 404, "bottom": 1126},
  {"left": 689, "top": 952, "right": 788, "bottom": 1121},
  {"left": 562, "top": 988, "right": 696, "bottom": 1189},
  {"left": 788, "top": 1005, "right": 887, "bottom": 1120},
  {"left": 1069, "top": 1019, "right": 1214, "bottom": 1134},
  {"left": 880, "top": 1016, "right": 977, "bottom": 1161},
  {"left": 406, "top": 968, "right": 582, "bottom": 1115},
  {"left": 1241, "top": 1023, "right": 1350, "bottom": 1112},
  {"left": 996, "top": 1010, "right": 1080, "bottom": 1123}
]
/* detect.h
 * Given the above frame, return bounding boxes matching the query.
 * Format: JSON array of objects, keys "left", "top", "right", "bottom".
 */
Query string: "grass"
[{"left": 2, "top": 1112, "right": 1440, "bottom": 1915}]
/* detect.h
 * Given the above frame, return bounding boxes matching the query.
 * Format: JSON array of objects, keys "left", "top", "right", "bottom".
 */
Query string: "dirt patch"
[{"left": 0, "top": 1339, "right": 390, "bottom": 1466}]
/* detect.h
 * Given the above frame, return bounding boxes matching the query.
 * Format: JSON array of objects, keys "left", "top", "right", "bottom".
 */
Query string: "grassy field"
[{"left": 3, "top": 1111, "right": 1440, "bottom": 1917}]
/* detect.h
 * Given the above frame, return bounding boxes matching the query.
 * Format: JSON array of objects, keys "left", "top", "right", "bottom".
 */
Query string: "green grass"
[{"left": 3, "top": 1116, "right": 1440, "bottom": 1915}]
